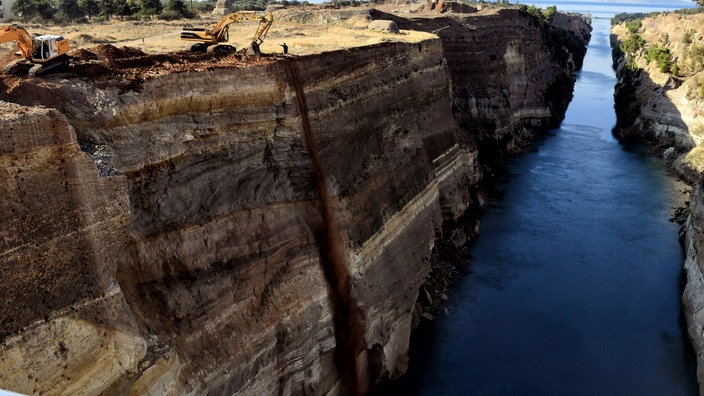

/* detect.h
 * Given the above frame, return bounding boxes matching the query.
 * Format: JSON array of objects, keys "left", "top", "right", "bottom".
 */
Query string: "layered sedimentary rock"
[
  {"left": 0, "top": 102, "right": 144, "bottom": 395},
  {"left": 374, "top": 7, "right": 590, "bottom": 173},
  {"left": 612, "top": 13, "right": 704, "bottom": 393},
  {"left": 0, "top": 7, "right": 588, "bottom": 395}
]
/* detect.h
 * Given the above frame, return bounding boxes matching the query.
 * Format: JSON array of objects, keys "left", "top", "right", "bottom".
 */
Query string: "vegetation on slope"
[{"left": 613, "top": 10, "right": 704, "bottom": 172}]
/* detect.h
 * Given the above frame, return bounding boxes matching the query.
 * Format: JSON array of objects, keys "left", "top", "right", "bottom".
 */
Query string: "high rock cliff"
[
  {"left": 373, "top": 7, "right": 590, "bottom": 173},
  {"left": 612, "top": 14, "right": 704, "bottom": 151},
  {"left": 612, "top": 12, "right": 704, "bottom": 394},
  {"left": 0, "top": 6, "right": 589, "bottom": 395}
]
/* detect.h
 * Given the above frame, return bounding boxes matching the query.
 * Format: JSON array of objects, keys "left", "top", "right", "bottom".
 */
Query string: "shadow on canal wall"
[{"left": 611, "top": 28, "right": 704, "bottom": 394}]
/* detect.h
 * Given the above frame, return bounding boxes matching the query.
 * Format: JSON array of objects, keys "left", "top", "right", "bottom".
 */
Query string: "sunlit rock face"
[{"left": 0, "top": 7, "right": 588, "bottom": 393}]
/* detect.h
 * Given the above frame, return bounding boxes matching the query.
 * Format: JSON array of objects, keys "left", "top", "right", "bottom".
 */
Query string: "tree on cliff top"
[{"left": 696, "top": 0, "right": 704, "bottom": 9}]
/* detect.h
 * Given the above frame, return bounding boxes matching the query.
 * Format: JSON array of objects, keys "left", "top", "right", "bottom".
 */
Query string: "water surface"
[{"left": 377, "top": 9, "right": 698, "bottom": 396}]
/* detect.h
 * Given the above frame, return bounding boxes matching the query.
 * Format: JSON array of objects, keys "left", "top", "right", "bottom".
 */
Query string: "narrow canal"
[{"left": 378, "top": 10, "right": 698, "bottom": 396}]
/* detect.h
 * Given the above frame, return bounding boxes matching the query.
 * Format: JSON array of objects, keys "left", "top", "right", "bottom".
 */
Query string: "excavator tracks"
[{"left": 28, "top": 55, "right": 69, "bottom": 77}]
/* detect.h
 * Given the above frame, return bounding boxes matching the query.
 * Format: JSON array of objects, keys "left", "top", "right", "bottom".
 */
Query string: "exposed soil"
[
  {"left": 0, "top": 42, "right": 282, "bottom": 96},
  {"left": 0, "top": 48, "right": 19, "bottom": 66},
  {"left": 68, "top": 44, "right": 278, "bottom": 79}
]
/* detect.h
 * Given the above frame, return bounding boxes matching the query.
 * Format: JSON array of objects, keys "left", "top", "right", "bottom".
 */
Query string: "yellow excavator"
[
  {"left": 0, "top": 24, "right": 70, "bottom": 76},
  {"left": 180, "top": 11, "right": 273, "bottom": 54}
]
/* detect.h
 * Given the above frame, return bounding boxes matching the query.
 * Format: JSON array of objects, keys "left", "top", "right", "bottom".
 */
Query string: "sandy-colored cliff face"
[
  {"left": 612, "top": 14, "right": 704, "bottom": 151},
  {"left": 0, "top": 5, "right": 588, "bottom": 394},
  {"left": 612, "top": 13, "right": 704, "bottom": 394}
]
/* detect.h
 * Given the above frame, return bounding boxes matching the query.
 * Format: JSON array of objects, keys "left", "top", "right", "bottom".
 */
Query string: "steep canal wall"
[
  {"left": 612, "top": 12, "right": 704, "bottom": 393},
  {"left": 0, "top": 5, "right": 589, "bottom": 394}
]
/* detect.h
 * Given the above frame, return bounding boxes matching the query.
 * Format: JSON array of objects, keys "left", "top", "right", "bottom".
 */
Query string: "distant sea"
[{"left": 529, "top": 0, "right": 696, "bottom": 18}]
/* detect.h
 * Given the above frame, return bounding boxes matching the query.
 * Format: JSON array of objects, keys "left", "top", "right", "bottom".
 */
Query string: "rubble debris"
[
  {"left": 69, "top": 48, "right": 99, "bottom": 62},
  {"left": 0, "top": 42, "right": 279, "bottom": 92},
  {"left": 81, "top": 143, "right": 121, "bottom": 177}
]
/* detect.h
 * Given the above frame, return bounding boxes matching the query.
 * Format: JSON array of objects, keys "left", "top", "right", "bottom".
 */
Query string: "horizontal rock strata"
[{"left": 0, "top": 7, "right": 588, "bottom": 395}]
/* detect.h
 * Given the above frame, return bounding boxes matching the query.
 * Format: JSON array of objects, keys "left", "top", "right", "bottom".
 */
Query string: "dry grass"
[
  {"left": 0, "top": 5, "right": 436, "bottom": 56},
  {"left": 685, "top": 145, "right": 704, "bottom": 173}
]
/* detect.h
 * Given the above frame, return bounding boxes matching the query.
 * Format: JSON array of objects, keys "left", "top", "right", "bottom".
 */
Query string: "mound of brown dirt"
[
  {"left": 92, "top": 44, "right": 131, "bottom": 61},
  {"left": 0, "top": 48, "right": 19, "bottom": 69},
  {"left": 70, "top": 48, "right": 99, "bottom": 62},
  {"left": 120, "top": 46, "right": 147, "bottom": 58}
]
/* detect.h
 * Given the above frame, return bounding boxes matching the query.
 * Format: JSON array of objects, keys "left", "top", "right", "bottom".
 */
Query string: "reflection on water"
[{"left": 375, "top": 7, "right": 698, "bottom": 396}]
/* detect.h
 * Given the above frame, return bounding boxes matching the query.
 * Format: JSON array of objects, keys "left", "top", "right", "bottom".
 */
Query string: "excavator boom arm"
[
  {"left": 207, "top": 11, "right": 274, "bottom": 44},
  {"left": 208, "top": 13, "right": 242, "bottom": 42},
  {"left": 181, "top": 11, "right": 273, "bottom": 49},
  {"left": 0, "top": 25, "right": 33, "bottom": 59},
  {"left": 251, "top": 12, "right": 273, "bottom": 44}
]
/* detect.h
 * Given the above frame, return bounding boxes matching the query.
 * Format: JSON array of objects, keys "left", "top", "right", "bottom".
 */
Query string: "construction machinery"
[
  {"left": 180, "top": 11, "right": 274, "bottom": 54},
  {"left": 0, "top": 24, "right": 70, "bottom": 76}
]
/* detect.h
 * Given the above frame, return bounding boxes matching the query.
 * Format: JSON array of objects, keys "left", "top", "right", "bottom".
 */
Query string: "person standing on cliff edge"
[{"left": 279, "top": 43, "right": 288, "bottom": 54}]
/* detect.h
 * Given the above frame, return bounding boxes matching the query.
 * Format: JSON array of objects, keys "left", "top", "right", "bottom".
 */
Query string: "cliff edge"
[{"left": 0, "top": 4, "right": 589, "bottom": 394}]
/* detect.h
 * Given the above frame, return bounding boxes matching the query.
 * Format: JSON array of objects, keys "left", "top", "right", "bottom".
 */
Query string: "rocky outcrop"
[
  {"left": 372, "top": 7, "right": 590, "bottom": 175},
  {"left": 612, "top": 12, "right": 704, "bottom": 394},
  {"left": 0, "top": 6, "right": 588, "bottom": 395}
]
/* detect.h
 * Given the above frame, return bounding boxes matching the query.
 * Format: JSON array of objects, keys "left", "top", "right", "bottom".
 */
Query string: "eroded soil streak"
[{"left": 287, "top": 59, "right": 368, "bottom": 395}]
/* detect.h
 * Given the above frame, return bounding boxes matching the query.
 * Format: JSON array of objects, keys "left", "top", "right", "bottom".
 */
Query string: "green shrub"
[
  {"left": 544, "top": 5, "right": 556, "bottom": 22},
  {"left": 524, "top": 5, "right": 547, "bottom": 25},
  {"left": 620, "top": 32, "right": 645, "bottom": 54},
  {"left": 684, "top": 29, "right": 694, "bottom": 45},
  {"left": 626, "top": 57, "right": 638, "bottom": 71},
  {"left": 611, "top": 12, "right": 649, "bottom": 26},
  {"left": 645, "top": 45, "right": 672, "bottom": 73},
  {"left": 625, "top": 19, "right": 642, "bottom": 34},
  {"left": 690, "top": 46, "right": 704, "bottom": 72},
  {"left": 660, "top": 32, "right": 669, "bottom": 45}
]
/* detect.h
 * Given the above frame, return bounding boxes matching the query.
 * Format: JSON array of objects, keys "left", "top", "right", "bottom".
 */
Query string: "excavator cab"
[
  {"left": 0, "top": 25, "right": 70, "bottom": 76},
  {"left": 30, "top": 35, "right": 68, "bottom": 63}
]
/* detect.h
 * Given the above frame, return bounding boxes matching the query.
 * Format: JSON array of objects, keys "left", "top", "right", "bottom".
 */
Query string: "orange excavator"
[
  {"left": 180, "top": 11, "right": 273, "bottom": 54},
  {"left": 0, "top": 24, "right": 70, "bottom": 76}
]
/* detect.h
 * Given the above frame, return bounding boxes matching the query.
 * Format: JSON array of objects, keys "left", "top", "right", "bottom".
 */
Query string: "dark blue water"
[{"left": 376, "top": 11, "right": 698, "bottom": 396}]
